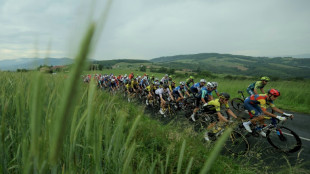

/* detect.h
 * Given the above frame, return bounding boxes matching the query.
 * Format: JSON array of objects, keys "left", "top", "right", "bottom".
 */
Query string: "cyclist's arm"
[
  {"left": 217, "top": 112, "right": 228, "bottom": 122},
  {"left": 271, "top": 106, "right": 285, "bottom": 115},
  {"left": 185, "top": 91, "right": 190, "bottom": 97},
  {"left": 227, "top": 109, "right": 237, "bottom": 119},
  {"left": 178, "top": 90, "right": 184, "bottom": 99},
  {"left": 253, "top": 88, "right": 258, "bottom": 95},
  {"left": 260, "top": 88, "right": 265, "bottom": 94}
]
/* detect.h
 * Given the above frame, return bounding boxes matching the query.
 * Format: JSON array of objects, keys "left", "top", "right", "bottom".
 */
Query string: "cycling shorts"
[{"left": 244, "top": 97, "right": 263, "bottom": 116}]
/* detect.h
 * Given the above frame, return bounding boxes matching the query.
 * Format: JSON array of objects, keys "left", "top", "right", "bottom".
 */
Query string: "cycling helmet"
[
  {"left": 180, "top": 82, "right": 185, "bottom": 86},
  {"left": 171, "top": 81, "right": 176, "bottom": 84},
  {"left": 154, "top": 82, "right": 160, "bottom": 86},
  {"left": 190, "top": 76, "right": 194, "bottom": 79},
  {"left": 268, "top": 89, "right": 280, "bottom": 97},
  {"left": 206, "top": 82, "right": 214, "bottom": 88},
  {"left": 211, "top": 82, "right": 218, "bottom": 87},
  {"left": 111, "top": 79, "right": 115, "bottom": 82},
  {"left": 200, "top": 79, "right": 206, "bottom": 83},
  {"left": 155, "top": 78, "right": 159, "bottom": 81},
  {"left": 261, "top": 76, "right": 270, "bottom": 81},
  {"left": 165, "top": 74, "right": 168, "bottom": 77},
  {"left": 219, "top": 92, "right": 230, "bottom": 100},
  {"left": 163, "top": 84, "right": 169, "bottom": 89},
  {"left": 169, "top": 75, "right": 173, "bottom": 78}
]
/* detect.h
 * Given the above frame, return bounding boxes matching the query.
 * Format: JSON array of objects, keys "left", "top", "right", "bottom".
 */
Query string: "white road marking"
[{"left": 282, "top": 132, "right": 310, "bottom": 142}]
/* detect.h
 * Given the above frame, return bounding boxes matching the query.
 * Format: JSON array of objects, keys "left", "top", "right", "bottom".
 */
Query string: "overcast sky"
[{"left": 0, "top": 0, "right": 310, "bottom": 60}]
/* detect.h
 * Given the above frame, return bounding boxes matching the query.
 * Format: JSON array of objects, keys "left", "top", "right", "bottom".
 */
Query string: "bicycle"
[
  {"left": 208, "top": 121, "right": 250, "bottom": 156},
  {"left": 231, "top": 90, "right": 246, "bottom": 112},
  {"left": 238, "top": 115, "right": 302, "bottom": 153}
]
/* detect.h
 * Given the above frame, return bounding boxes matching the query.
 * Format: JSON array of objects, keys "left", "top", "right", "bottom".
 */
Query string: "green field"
[{"left": 1, "top": 19, "right": 309, "bottom": 173}]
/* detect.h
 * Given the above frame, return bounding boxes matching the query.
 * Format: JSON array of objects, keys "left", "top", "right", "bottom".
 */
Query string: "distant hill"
[
  {"left": 0, "top": 58, "right": 73, "bottom": 71},
  {"left": 150, "top": 53, "right": 310, "bottom": 78}
]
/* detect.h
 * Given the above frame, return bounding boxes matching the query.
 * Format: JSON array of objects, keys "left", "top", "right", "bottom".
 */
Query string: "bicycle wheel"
[
  {"left": 224, "top": 131, "right": 250, "bottom": 155},
  {"left": 266, "top": 126, "right": 302, "bottom": 153},
  {"left": 231, "top": 98, "right": 245, "bottom": 111}
]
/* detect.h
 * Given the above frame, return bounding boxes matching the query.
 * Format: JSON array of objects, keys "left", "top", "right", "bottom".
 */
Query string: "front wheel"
[
  {"left": 266, "top": 126, "right": 302, "bottom": 153},
  {"left": 224, "top": 131, "right": 250, "bottom": 155},
  {"left": 231, "top": 98, "right": 245, "bottom": 111}
]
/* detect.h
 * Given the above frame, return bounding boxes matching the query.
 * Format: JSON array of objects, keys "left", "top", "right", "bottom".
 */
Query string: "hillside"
[
  {"left": 150, "top": 53, "right": 310, "bottom": 78},
  {"left": 0, "top": 58, "right": 73, "bottom": 71}
]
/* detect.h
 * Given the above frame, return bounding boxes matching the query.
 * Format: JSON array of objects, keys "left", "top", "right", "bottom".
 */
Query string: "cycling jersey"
[
  {"left": 173, "top": 86, "right": 187, "bottom": 94},
  {"left": 146, "top": 85, "right": 156, "bottom": 92},
  {"left": 207, "top": 99, "right": 230, "bottom": 112},
  {"left": 169, "top": 84, "right": 175, "bottom": 92},
  {"left": 190, "top": 82, "right": 203, "bottom": 94},
  {"left": 185, "top": 78, "right": 194, "bottom": 86},
  {"left": 248, "top": 81, "right": 265, "bottom": 91},
  {"left": 244, "top": 94, "right": 275, "bottom": 116},
  {"left": 131, "top": 80, "right": 139, "bottom": 89},
  {"left": 155, "top": 88, "right": 171, "bottom": 99},
  {"left": 247, "top": 94, "right": 275, "bottom": 111}
]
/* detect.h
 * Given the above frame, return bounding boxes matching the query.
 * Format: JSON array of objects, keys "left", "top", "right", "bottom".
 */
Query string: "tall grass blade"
[
  {"left": 185, "top": 157, "right": 194, "bottom": 174},
  {"left": 177, "top": 140, "right": 186, "bottom": 174},
  {"left": 49, "top": 23, "right": 96, "bottom": 166},
  {"left": 199, "top": 128, "right": 232, "bottom": 174}
]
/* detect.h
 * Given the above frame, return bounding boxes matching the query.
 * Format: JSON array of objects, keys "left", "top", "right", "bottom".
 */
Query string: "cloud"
[{"left": 0, "top": 0, "right": 310, "bottom": 60}]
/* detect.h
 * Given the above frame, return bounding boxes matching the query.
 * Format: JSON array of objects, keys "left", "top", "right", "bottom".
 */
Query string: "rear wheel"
[
  {"left": 231, "top": 98, "right": 245, "bottom": 111},
  {"left": 266, "top": 126, "right": 302, "bottom": 153},
  {"left": 224, "top": 131, "right": 250, "bottom": 155}
]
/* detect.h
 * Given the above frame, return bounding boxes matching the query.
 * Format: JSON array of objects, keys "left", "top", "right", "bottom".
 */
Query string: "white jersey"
[
  {"left": 155, "top": 88, "right": 170, "bottom": 98},
  {"left": 161, "top": 77, "right": 169, "bottom": 84}
]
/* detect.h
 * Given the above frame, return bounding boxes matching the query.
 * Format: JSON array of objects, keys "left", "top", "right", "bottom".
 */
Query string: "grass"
[
  {"left": 0, "top": 70, "right": 264, "bottom": 173},
  {"left": 0, "top": 3, "right": 309, "bottom": 173}
]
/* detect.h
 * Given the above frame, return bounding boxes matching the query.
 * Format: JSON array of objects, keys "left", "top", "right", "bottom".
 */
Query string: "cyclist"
[
  {"left": 173, "top": 82, "right": 190, "bottom": 103},
  {"left": 242, "top": 89, "right": 293, "bottom": 137},
  {"left": 247, "top": 76, "right": 270, "bottom": 95},
  {"left": 168, "top": 75, "right": 173, "bottom": 85},
  {"left": 204, "top": 93, "right": 238, "bottom": 141},
  {"left": 131, "top": 78, "right": 139, "bottom": 93},
  {"left": 169, "top": 81, "right": 176, "bottom": 93},
  {"left": 145, "top": 82, "right": 157, "bottom": 105},
  {"left": 161, "top": 74, "right": 169, "bottom": 84},
  {"left": 110, "top": 79, "right": 117, "bottom": 92},
  {"left": 191, "top": 85, "right": 209, "bottom": 121},
  {"left": 211, "top": 82, "right": 220, "bottom": 97},
  {"left": 190, "top": 79, "right": 206, "bottom": 96},
  {"left": 155, "top": 84, "right": 175, "bottom": 116},
  {"left": 204, "top": 82, "right": 216, "bottom": 101},
  {"left": 185, "top": 76, "right": 195, "bottom": 90}
]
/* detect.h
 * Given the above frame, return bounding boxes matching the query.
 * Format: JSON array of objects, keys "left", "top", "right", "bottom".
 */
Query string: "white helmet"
[
  {"left": 154, "top": 82, "right": 160, "bottom": 86},
  {"left": 111, "top": 79, "right": 115, "bottom": 82},
  {"left": 206, "top": 82, "right": 214, "bottom": 88},
  {"left": 180, "top": 82, "right": 185, "bottom": 86},
  {"left": 212, "top": 82, "right": 218, "bottom": 87},
  {"left": 200, "top": 79, "right": 206, "bottom": 83}
]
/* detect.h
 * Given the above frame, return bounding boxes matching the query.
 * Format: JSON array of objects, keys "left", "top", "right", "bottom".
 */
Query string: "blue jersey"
[
  {"left": 197, "top": 88, "right": 208, "bottom": 99},
  {"left": 173, "top": 86, "right": 187, "bottom": 94}
]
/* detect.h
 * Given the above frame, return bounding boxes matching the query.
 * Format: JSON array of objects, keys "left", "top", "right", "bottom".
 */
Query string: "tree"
[{"left": 139, "top": 65, "right": 146, "bottom": 72}]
